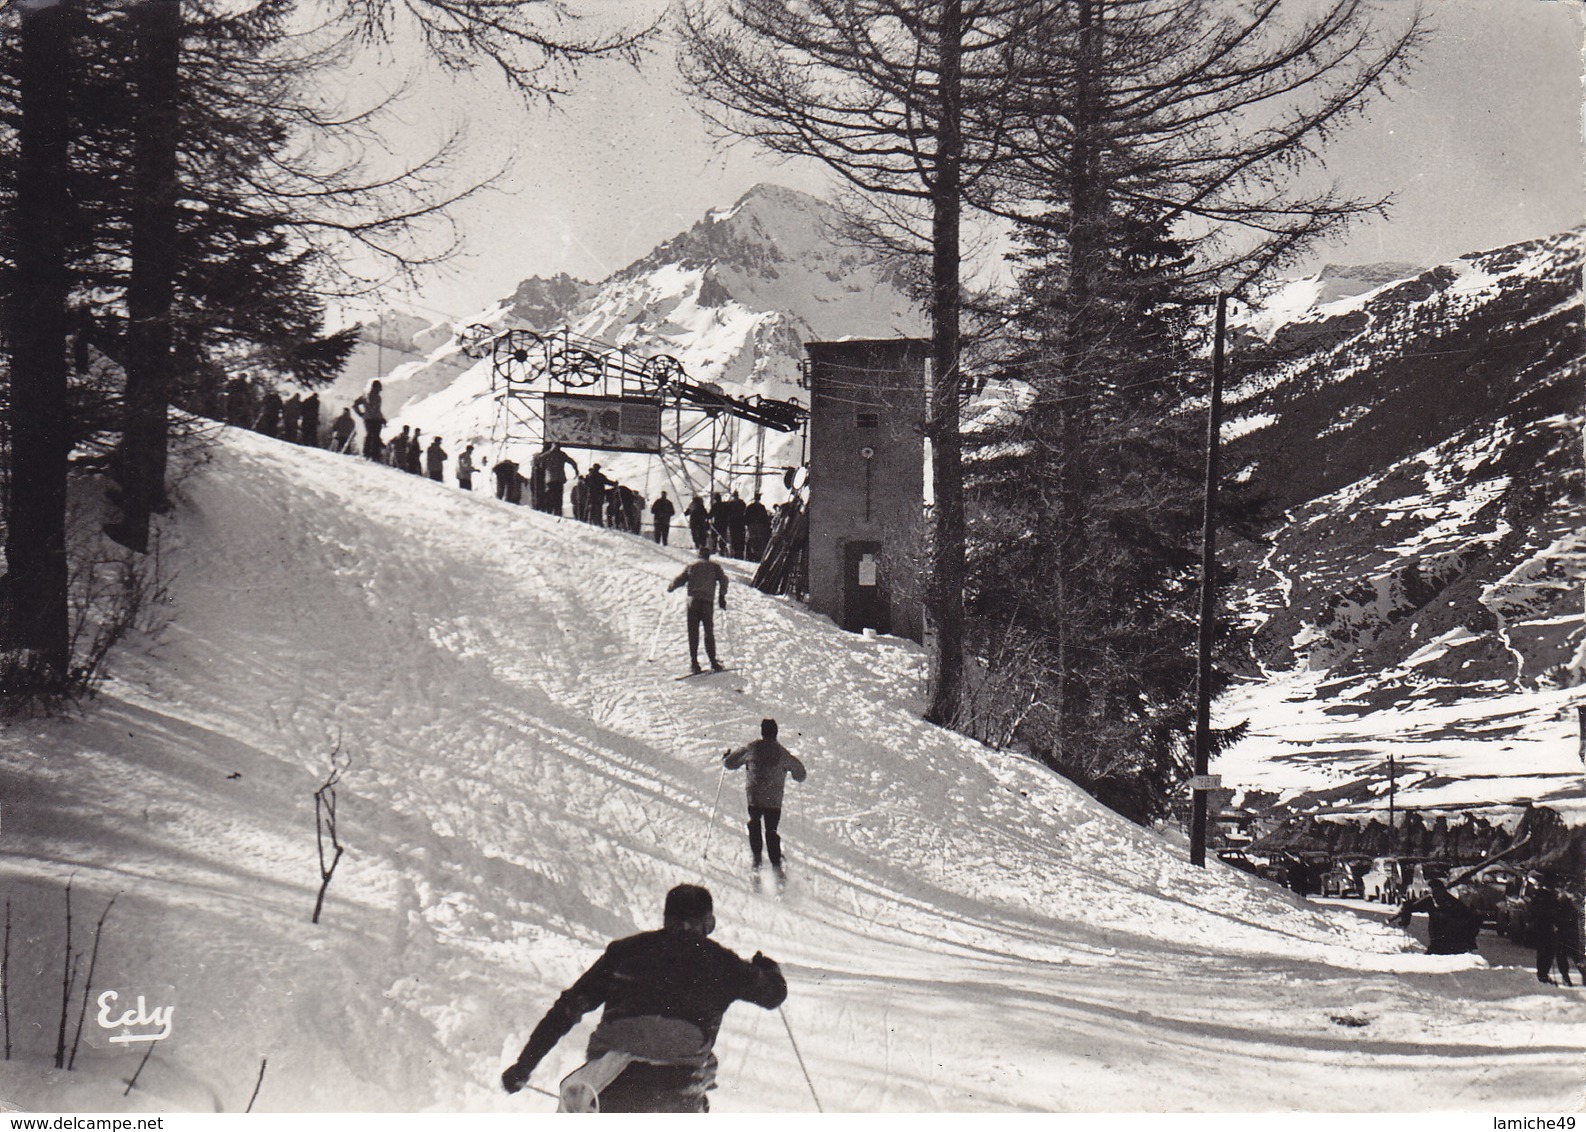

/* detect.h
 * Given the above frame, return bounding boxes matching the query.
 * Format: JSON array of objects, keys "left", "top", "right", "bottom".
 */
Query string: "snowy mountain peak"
[{"left": 613, "top": 182, "right": 847, "bottom": 285}]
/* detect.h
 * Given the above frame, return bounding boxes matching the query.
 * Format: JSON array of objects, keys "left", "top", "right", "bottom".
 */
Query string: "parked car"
[
  {"left": 1453, "top": 866, "right": 1520, "bottom": 926},
  {"left": 1401, "top": 861, "right": 1451, "bottom": 904},
  {"left": 1216, "top": 850, "right": 1263, "bottom": 878},
  {"left": 1321, "top": 861, "right": 1365, "bottom": 898},
  {"left": 1495, "top": 873, "right": 1546, "bottom": 943},
  {"left": 1362, "top": 857, "right": 1410, "bottom": 903}
]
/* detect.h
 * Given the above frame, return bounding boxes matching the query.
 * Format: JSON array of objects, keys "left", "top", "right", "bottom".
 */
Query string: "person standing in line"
[
  {"left": 500, "top": 885, "right": 786, "bottom": 1112},
  {"left": 457, "top": 444, "right": 477, "bottom": 490},
  {"left": 299, "top": 392, "right": 321, "bottom": 447},
  {"left": 666, "top": 545, "right": 728, "bottom": 674},
  {"left": 425, "top": 436, "right": 448, "bottom": 481},
  {"left": 493, "top": 457, "right": 519, "bottom": 501},
  {"left": 329, "top": 407, "right": 356, "bottom": 453},
  {"left": 255, "top": 388, "right": 283, "bottom": 438},
  {"left": 528, "top": 447, "right": 548, "bottom": 510},
  {"left": 281, "top": 393, "right": 302, "bottom": 444},
  {"left": 651, "top": 492, "right": 675, "bottom": 545},
  {"left": 744, "top": 494, "right": 771, "bottom": 561},
  {"left": 389, "top": 425, "right": 412, "bottom": 469},
  {"left": 224, "top": 377, "right": 252, "bottom": 426},
  {"left": 685, "top": 495, "right": 709, "bottom": 550},
  {"left": 571, "top": 474, "right": 589, "bottom": 521},
  {"left": 542, "top": 442, "right": 579, "bottom": 516},
  {"left": 709, "top": 492, "right": 729, "bottom": 552},
  {"left": 353, "top": 379, "right": 384, "bottom": 460},
  {"left": 585, "top": 464, "right": 613, "bottom": 526},
  {"left": 607, "top": 483, "right": 627, "bottom": 529},
  {"left": 723, "top": 718, "right": 807, "bottom": 884},
  {"left": 723, "top": 491, "right": 748, "bottom": 558},
  {"left": 625, "top": 486, "right": 639, "bottom": 532}
]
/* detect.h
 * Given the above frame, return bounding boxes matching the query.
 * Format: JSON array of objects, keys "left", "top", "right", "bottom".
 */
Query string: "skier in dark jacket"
[
  {"left": 667, "top": 545, "right": 729, "bottom": 674},
  {"left": 724, "top": 718, "right": 808, "bottom": 881},
  {"left": 501, "top": 884, "right": 786, "bottom": 1112},
  {"left": 651, "top": 492, "right": 676, "bottom": 545},
  {"left": 1392, "top": 878, "right": 1482, "bottom": 955},
  {"left": 425, "top": 437, "right": 447, "bottom": 481},
  {"left": 685, "top": 495, "right": 710, "bottom": 550},
  {"left": 457, "top": 444, "right": 476, "bottom": 490}
]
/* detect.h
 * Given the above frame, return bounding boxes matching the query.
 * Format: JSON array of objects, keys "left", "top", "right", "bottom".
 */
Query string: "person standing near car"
[
  {"left": 1529, "top": 873, "right": 1585, "bottom": 986},
  {"left": 1392, "top": 877, "right": 1482, "bottom": 955}
]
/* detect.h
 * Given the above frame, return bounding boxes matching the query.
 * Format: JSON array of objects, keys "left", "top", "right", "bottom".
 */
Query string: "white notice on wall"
[{"left": 858, "top": 555, "right": 878, "bottom": 587}]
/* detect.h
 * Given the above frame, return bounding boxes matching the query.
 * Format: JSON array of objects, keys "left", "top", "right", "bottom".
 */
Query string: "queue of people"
[{"left": 680, "top": 491, "right": 773, "bottom": 561}]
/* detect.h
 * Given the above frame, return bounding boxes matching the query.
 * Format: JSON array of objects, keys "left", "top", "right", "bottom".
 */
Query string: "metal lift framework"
[{"left": 463, "top": 325, "right": 808, "bottom": 499}]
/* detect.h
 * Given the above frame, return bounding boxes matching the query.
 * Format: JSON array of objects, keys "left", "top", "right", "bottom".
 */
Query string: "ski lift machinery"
[{"left": 462, "top": 325, "right": 808, "bottom": 499}]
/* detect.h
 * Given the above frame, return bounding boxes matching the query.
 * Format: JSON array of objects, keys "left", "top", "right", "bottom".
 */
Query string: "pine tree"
[
  {"left": 1, "top": 0, "right": 77, "bottom": 693},
  {"left": 962, "top": 0, "right": 1422, "bottom": 822}
]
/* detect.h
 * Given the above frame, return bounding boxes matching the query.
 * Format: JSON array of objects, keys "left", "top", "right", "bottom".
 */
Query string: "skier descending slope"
[
  {"left": 501, "top": 885, "right": 787, "bottom": 1112},
  {"left": 667, "top": 545, "right": 729, "bottom": 674},
  {"left": 724, "top": 718, "right": 807, "bottom": 890}
]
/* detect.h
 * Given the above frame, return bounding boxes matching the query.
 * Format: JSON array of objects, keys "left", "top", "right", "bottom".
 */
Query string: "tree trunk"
[
  {"left": 3, "top": 0, "right": 76, "bottom": 687},
  {"left": 107, "top": 0, "right": 181, "bottom": 554},
  {"left": 1047, "top": 0, "right": 1105, "bottom": 752},
  {"left": 924, "top": 0, "right": 965, "bottom": 727}
]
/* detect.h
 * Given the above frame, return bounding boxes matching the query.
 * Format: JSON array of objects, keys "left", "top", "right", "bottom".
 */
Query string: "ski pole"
[
  {"left": 702, "top": 758, "right": 727, "bottom": 861},
  {"left": 643, "top": 593, "right": 670, "bottom": 663},
  {"left": 779, "top": 1005, "right": 823, "bottom": 1112}
]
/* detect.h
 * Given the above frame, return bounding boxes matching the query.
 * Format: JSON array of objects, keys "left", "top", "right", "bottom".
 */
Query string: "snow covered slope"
[{"left": 0, "top": 431, "right": 1581, "bottom": 1114}]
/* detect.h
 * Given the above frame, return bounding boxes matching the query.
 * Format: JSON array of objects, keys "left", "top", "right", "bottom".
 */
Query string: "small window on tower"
[{"left": 856, "top": 411, "right": 880, "bottom": 429}]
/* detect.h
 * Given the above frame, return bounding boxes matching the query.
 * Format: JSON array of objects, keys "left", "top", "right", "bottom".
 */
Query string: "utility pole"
[
  {"left": 1388, "top": 753, "right": 1397, "bottom": 851},
  {"left": 1190, "top": 294, "right": 1228, "bottom": 868}
]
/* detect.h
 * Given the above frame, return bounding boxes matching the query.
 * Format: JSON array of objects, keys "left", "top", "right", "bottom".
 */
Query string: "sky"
[{"left": 347, "top": 0, "right": 1585, "bottom": 325}]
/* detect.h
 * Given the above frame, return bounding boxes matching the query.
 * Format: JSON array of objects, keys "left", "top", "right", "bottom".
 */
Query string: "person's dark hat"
[
  {"left": 761, "top": 718, "right": 778, "bottom": 739},
  {"left": 664, "top": 884, "right": 713, "bottom": 922}
]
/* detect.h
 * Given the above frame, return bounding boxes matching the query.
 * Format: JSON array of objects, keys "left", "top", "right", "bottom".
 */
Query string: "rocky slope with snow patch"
[{"left": 1215, "top": 231, "right": 1584, "bottom": 828}]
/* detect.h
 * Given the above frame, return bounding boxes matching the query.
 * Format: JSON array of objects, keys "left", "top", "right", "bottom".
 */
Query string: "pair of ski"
[
  {"left": 752, "top": 867, "right": 787, "bottom": 898},
  {"left": 674, "top": 666, "right": 734, "bottom": 681}
]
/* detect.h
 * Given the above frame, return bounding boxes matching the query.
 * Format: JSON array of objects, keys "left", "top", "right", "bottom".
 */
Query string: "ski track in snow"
[{"left": 0, "top": 429, "right": 1581, "bottom": 1114}]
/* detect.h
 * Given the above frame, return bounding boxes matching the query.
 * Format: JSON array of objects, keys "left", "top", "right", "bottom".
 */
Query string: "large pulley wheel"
[
  {"left": 548, "top": 346, "right": 605, "bottom": 388},
  {"left": 493, "top": 329, "right": 544, "bottom": 384}
]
